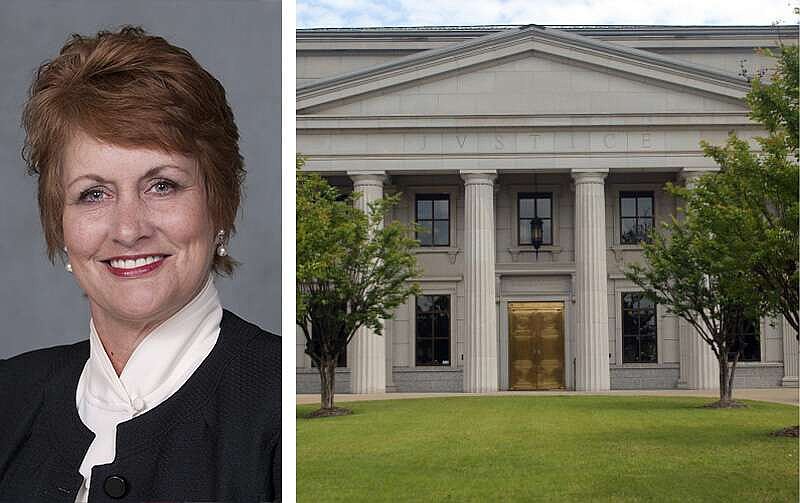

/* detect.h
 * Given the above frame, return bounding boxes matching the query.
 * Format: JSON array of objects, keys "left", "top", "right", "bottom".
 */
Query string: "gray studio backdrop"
[{"left": 0, "top": 0, "right": 282, "bottom": 358}]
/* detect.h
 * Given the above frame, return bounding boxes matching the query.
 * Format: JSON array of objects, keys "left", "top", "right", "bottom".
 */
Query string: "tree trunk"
[
  {"left": 727, "top": 355, "right": 739, "bottom": 403},
  {"left": 319, "top": 358, "right": 337, "bottom": 410},
  {"left": 716, "top": 351, "right": 740, "bottom": 406},
  {"left": 718, "top": 355, "right": 731, "bottom": 404}
]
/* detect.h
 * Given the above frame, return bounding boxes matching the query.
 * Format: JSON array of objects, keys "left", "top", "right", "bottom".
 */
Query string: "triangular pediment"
[{"left": 297, "top": 26, "right": 750, "bottom": 114}]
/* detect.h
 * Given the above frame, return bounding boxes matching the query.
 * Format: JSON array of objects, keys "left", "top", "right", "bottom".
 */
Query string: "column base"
[
  {"left": 677, "top": 381, "right": 720, "bottom": 390},
  {"left": 351, "top": 384, "right": 386, "bottom": 394},
  {"left": 781, "top": 377, "right": 799, "bottom": 388}
]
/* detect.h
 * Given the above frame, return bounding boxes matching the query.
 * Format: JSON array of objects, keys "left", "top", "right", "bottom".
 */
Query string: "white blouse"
[{"left": 74, "top": 277, "right": 222, "bottom": 502}]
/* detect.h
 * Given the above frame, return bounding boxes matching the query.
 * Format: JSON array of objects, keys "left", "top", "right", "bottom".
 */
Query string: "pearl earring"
[
  {"left": 63, "top": 246, "right": 72, "bottom": 273},
  {"left": 216, "top": 230, "right": 228, "bottom": 257}
]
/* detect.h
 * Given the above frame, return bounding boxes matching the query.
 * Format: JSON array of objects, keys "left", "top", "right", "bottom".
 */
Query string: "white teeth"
[{"left": 109, "top": 255, "right": 163, "bottom": 269}]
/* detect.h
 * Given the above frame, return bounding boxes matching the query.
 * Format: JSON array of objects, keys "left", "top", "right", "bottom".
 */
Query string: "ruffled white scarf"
[{"left": 74, "top": 276, "right": 222, "bottom": 501}]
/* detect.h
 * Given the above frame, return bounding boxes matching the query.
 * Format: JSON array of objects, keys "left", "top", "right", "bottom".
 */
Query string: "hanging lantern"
[{"left": 530, "top": 216, "right": 543, "bottom": 258}]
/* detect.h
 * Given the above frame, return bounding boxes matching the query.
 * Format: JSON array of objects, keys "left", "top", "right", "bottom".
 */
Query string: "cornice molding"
[
  {"left": 297, "top": 112, "right": 754, "bottom": 130},
  {"left": 298, "top": 152, "right": 722, "bottom": 173}
]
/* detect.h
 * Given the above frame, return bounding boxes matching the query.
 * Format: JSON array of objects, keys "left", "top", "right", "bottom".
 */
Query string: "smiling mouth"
[{"left": 105, "top": 255, "right": 168, "bottom": 277}]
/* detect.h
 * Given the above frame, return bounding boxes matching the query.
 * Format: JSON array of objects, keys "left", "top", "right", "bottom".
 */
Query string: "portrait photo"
[{"left": 0, "top": 0, "right": 282, "bottom": 501}]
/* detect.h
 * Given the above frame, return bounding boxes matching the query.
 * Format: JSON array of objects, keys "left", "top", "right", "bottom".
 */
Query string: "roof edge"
[{"left": 297, "top": 24, "right": 799, "bottom": 37}]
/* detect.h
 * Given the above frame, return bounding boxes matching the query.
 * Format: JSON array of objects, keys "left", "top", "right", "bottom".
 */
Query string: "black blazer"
[{"left": 0, "top": 310, "right": 281, "bottom": 502}]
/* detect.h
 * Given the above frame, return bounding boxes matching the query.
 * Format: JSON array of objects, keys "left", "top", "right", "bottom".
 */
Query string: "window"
[
  {"left": 415, "top": 295, "right": 451, "bottom": 366},
  {"left": 619, "top": 191, "right": 654, "bottom": 244},
  {"left": 415, "top": 194, "right": 449, "bottom": 246},
  {"left": 518, "top": 193, "right": 553, "bottom": 246},
  {"left": 729, "top": 317, "right": 761, "bottom": 362},
  {"left": 621, "top": 293, "right": 657, "bottom": 363}
]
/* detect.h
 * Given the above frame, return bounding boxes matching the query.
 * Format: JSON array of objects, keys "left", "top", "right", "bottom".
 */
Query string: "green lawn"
[{"left": 297, "top": 396, "right": 799, "bottom": 502}]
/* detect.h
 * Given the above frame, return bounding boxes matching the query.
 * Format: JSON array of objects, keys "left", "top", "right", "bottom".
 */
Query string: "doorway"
[{"left": 508, "top": 302, "right": 565, "bottom": 390}]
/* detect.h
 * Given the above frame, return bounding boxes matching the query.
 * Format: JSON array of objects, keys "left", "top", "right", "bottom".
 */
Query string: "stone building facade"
[{"left": 296, "top": 25, "right": 799, "bottom": 393}]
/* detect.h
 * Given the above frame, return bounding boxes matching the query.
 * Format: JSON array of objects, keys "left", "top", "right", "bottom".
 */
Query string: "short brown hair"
[{"left": 21, "top": 26, "right": 244, "bottom": 275}]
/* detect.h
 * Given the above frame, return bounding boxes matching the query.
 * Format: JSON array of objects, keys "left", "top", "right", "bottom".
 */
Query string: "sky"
[{"left": 297, "top": 0, "right": 800, "bottom": 28}]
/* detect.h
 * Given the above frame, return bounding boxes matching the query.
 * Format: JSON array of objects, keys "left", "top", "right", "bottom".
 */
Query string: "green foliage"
[
  {"left": 625, "top": 204, "right": 763, "bottom": 361},
  {"left": 296, "top": 159, "right": 420, "bottom": 374},
  {"left": 697, "top": 133, "right": 798, "bottom": 332},
  {"left": 697, "top": 43, "right": 799, "bottom": 333},
  {"left": 626, "top": 45, "right": 799, "bottom": 400},
  {"left": 747, "top": 44, "right": 798, "bottom": 153},
  {"left": 628, "top": 44, "right": 798, "bottom": 332}
]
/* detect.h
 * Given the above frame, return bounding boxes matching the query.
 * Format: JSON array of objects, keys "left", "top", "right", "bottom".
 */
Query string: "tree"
[
  {"left": 296, "top": 162, "right": 420, "bottom": 414},
  {"left": 626, "top": 45, "right": 799, "bottom": 406},
  {"left": 626, "top": 217, "right": 767, "bottom": 406},
  {"left": 699, "top": 44, "right": 799, "bottom": 335}
]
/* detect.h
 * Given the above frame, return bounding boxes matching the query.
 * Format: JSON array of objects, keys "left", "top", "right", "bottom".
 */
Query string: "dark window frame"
[
  {"left": 415, "top": 194, "right": 450, "bottom": 247},
  {"left": 517, "top": 192, "right": 553, "bottom": 246},
  {"left": 415, "top": 294, "right": 451, "bottom": 366},
  {"left": 619, "top": 191, "right": 655, "bottom": 245},
  {"left": 621, "top": 292, "right": 658, "bottom": 364}
]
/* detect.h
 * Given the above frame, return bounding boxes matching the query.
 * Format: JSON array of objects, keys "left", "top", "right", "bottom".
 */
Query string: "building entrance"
[{"left": 508, "top": 302, "right": 565, "bottom": 390}]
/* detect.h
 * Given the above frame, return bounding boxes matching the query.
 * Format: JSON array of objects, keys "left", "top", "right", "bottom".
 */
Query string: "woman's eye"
[
  {"left": 79, "top": 188, "right": 107, "bottom": 203},
  {"left": 150, "top": 180, "right": 176, "bottom": 195}
]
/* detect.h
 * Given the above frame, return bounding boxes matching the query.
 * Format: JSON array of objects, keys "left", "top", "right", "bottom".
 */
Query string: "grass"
[{"left": 297, "top": 396, "right": 799, "bottom": 502}]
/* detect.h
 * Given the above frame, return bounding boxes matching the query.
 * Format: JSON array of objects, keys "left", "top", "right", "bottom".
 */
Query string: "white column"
[
  {"left": 782, "top": 317, "right": 799, "bottom": 387},
  {"left": 384, "top": 319, "right": 396, "bottom": 392},
  {"left": 571, "top": 169, "right": 610, "bottom": 391},
  {"left": 461, "top": 171, "right": 498, "bottom": 393},
  {"left": 349, "top": 172, "right": 387, "bottom": 394},
  {"left": 678, "top": 319, "right": 718, "bottom": 389},
  {"left": 676, "top": 169, "right": 718, "bottom": 389}
]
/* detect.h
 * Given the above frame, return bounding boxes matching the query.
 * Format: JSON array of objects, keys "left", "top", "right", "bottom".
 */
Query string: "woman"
[{"left": 0, "top": 27, "right": 280, "bottom": 502}]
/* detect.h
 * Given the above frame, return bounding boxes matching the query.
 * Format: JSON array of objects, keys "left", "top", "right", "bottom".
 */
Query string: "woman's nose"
[{"left": 110, "top": 194, "right": 153, "bottom": 247}]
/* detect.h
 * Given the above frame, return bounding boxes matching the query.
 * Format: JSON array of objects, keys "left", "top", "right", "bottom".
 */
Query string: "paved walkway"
[{"left": 297, "top": 387, "right": 799, "bottom": 406}]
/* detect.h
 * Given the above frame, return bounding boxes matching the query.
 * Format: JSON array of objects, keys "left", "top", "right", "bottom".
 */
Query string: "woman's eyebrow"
[
  {"left": 142, "top": 164, "right": 192, "bottom": 179},
  {"left": 66, "top": 174, "right": 111, "bottom": 190}
]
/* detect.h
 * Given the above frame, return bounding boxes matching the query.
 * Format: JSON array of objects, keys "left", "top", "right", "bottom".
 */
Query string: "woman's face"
[{"left": 61, "top": 132, "right": 216, "bottom": 326}]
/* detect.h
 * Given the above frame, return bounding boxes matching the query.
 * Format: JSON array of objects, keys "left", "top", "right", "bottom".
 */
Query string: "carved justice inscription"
[{"left": 401, "top": 131, "right": 663, "bottom": 154}]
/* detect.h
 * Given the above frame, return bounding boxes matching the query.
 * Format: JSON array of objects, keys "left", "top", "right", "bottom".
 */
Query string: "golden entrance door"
[{"left": 508, "top": 302, "right": 565, "bottom": 390}]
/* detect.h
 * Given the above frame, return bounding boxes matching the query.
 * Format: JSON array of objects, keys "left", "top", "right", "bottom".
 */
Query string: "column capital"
[
  {"left": 677, "top": 168, "right": 714, "bottom": 188},
  {"left": 348, "top": 171, "right": 387, "bottom": 187},
  {"left": 571, "top": 169, "right": 608, "bottom": 184},
  {"left": 460, "top": 170, "right": 497, "bottom": 186}
]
